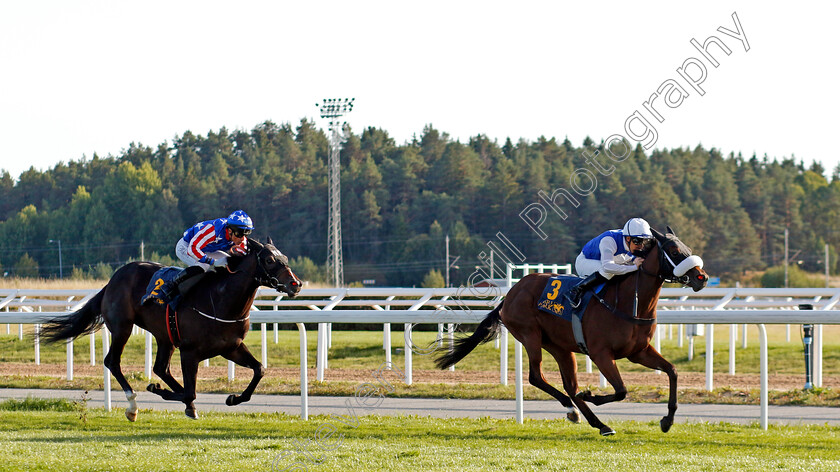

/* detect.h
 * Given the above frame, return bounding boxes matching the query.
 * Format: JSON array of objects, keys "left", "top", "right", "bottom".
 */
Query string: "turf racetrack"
[{"left": 1, "top": 397, "right": 839, "bottom": 471}]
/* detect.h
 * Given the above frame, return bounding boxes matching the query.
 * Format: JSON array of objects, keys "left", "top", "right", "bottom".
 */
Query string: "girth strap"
[
  {"left": 571, "top": 314, "right": 589, "bottom": 355},
  {"left": 166, "top": 305, "right": 181, "bottom": 347}
]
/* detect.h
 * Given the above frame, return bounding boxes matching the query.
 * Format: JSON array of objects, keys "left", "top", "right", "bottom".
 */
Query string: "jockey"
[
  {"left": 143, "top": 210, "right": 254, "bottom": 305},
  {"left": 567, "top": 217, "right": 655, "bottom": 308}
]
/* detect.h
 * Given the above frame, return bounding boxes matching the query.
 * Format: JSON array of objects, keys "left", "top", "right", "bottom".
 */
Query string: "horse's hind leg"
[
  {"left": 102, "top": 323, "right": 139, "bottom": 422},
  {"left": 628, "top": 344, "right": 678, "bottom": 433},
  {"left": 222, "top": 343, "right": 264, "bottom": 406},
  {"left": 147, "top": 339, "right": 185, "bottom": 401},
  {"left": 519, "top": 335, "right": 578, "bottom": 421},
  {"left": 551, "top": 349, "right": 614, "bottom": 436}
]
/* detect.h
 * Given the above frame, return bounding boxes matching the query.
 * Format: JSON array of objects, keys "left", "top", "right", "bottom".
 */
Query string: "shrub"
[
  {"left": 760, "top": 265, "right": 824, "bottom": 288},
  {"left": 421, "top": 269, "right": 445, "bottom": 288}
]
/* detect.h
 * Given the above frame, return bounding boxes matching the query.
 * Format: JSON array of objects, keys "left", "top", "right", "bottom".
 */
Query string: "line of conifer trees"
[{"left": 0, "top": 119, "right": 835, "bottom": 286}]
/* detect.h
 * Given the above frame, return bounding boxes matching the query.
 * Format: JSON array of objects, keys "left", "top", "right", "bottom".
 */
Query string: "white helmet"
[{"left": 622, "top": 218, "right": 652, "bottom": 238}]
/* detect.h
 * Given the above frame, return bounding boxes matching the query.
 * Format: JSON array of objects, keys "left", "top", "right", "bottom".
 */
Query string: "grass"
[{"left": 0, "top": 398, "right": 838, "bottom": 471}]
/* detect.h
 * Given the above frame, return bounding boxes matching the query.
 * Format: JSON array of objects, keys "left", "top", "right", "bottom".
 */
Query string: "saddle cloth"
[
  {"left": 536, "top": 275, "right": 605, "bottom": 321},
  {"left": 141, "top": 267, "right": 183, "bottom": 310}
]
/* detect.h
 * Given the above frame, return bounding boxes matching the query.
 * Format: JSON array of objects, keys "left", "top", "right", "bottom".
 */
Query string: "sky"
[{"left": 1, "top": 1, "right": 838, "bottom": 180}]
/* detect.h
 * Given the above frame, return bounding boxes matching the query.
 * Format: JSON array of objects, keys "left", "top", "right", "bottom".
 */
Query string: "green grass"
[{"left": 0, "top": 398, "right": 838, "bottom": 471}]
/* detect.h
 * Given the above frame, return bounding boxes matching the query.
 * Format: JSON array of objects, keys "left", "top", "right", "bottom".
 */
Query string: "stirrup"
[{"left": 569, "top": 289, "right": 583, "bottom": 308}]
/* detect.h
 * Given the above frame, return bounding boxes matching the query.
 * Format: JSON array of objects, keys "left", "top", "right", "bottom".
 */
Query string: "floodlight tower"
[{"left": 318, "top": 98, "right": 354, "bottom": 287}]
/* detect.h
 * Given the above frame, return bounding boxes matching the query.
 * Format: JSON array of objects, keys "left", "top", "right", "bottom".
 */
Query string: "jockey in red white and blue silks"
[
  {"left": 177, "top": 214, "right": 250, "bottom": 271},
  {"left": 143, "top": 210, "right": 254, "bottom": 305},
  {"left": 567, "top": 217, "right": 654, "bottom": 308}
]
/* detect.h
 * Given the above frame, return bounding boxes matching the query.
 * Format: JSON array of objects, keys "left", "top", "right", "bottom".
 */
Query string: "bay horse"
[
  {"left": 435, "top": 227, "right": 708, "bottom": 435},
  {"left": 41, "top": 237, "right": 302, "bottom": 421}
]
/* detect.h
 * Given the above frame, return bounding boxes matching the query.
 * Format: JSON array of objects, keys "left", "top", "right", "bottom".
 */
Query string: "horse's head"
[
  {"left": 248, "top": 237, "right": 302, "bottom": 297},
  {"left": 651, "top": 226, "right": 708, "bottom": 292}
]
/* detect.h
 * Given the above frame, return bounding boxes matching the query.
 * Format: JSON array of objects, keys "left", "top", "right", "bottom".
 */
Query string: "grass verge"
[{"left": 0, "top": 398, "right": 838, "bottom": 472}]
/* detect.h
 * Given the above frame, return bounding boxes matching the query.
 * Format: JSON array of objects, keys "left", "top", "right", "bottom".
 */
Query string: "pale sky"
[{"left": 1, "top": 1, "right": 837, "bottom": 180}]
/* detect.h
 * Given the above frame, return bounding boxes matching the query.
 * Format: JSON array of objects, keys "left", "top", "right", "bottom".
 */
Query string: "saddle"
[
  {"left": 536, "top": 275, "right": 606, "bottom": 355},
  {"left": 536, "top": 275, "right": 605, "bottom": 322},
  {"left": 141, "top": 267, "right": 186, "bottom": 346},
  {"left": 140, "top": 267, "right": 184, "bottom": 310}
]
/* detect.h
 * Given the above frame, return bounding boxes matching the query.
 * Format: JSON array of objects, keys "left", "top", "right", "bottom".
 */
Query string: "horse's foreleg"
[
  {"left": 179, "top": 352, "right": 200, "bottom": 419},
  {"left": 579, "top": 354, "right": 627, "bottom": 407},
  {"left": 551, "top": 349, "right": 616, "bottom": 432},
  {"left": 148, "top": 340, "right": 184, "bottom": 399},
  {"left": 222, "top": 343, "right": 264, "bottom": 406},
  {"left": 628, "top": 344, "right": 678, "bottom": 432}
]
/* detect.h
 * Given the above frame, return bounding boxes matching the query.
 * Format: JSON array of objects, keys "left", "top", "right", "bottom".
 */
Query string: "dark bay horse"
[
  {"left": 435, "top": 227, "right": 708, "bottom": 435},
  {"left": 42, "top": 237, "right": 301, "bottom": 421}
]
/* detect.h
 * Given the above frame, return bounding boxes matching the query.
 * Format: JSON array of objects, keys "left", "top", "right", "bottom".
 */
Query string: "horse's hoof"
[
  {"left": 185, "top": 408, "right": 199, "bottom": 420},
  {"left": 125, "top": 409, "right": 138, "bottom": 422},
  {"left": 660, "top": 417, "right": 673, "bottom": 433},
  {"left": 146, "top": 383, "right": 159, "bottom": 393},
  {"left": 226, "top": 394, "right": 237, "bottom": 406},
  {"left": 566, "top": 409, "right": 581, "bottom": 424},
  {"left": 599, "top": 426, "right": 616, "bottom": 436}
]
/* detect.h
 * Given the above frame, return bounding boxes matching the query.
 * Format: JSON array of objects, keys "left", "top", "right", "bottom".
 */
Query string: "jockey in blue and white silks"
[
  {"left": 567, "top": 217, "right": 654, "bottom": 308},
  {"left": 143, "top": 210, "right": 254, "bottom": 305}
]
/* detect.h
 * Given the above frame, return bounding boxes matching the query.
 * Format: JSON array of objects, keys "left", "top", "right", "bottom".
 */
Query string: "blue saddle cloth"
[
  {"left": 141, "top": 267, "right": 183, "bottom": 310},
  {"left": 536, "top": 275, "right": 605, "bottom": 321}
]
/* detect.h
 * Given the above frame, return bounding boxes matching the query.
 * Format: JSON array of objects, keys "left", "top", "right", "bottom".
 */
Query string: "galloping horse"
[
  {"left": 42, "top": 237, "right": 302, "bottom": 421},
  {"left": 435, "top": 227, "right": 708, "bottom": 435}
]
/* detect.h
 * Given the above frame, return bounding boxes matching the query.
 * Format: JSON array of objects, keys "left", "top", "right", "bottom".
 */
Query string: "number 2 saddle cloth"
[
  {"left": 536, "top": 275, "right": 606, "bottom": 321},
  {"left": 140, "top": 266, "right": 184, "bottom": 310}
]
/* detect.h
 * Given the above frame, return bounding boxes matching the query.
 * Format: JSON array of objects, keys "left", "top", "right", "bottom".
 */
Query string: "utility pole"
[
  {"left": 784, "top": 227, "right": 789, "bottom": 288},
  {"left": 318, "top": 98, "right": 354, "bottom": 287},
  {"left": 49, "top": 239, "right": 62, "bottom": 278},
  {"left": 140, "top": 241, "right": 145, "bottom": 261},
  {"left": 826, "top": 243, "right": 830, "bottom": 288},
  {"left": 445, "top": 234, "right": 460, "bottom": 288},
  {"left": 445, "top": 234, "right": 449, "bottom": 287}
]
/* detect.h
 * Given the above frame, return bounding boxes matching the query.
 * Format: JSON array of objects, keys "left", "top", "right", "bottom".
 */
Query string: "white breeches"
[
  {"left": 575, "top": 253, "right": 615, "bottom": 279},
  {"left": 175, "top": 239, "right": 228, "bottom": 272}
]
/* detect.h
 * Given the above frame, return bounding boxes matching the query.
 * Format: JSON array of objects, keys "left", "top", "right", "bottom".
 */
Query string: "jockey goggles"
[
  {"left": 230, "top": 227, "right": 252, "bottom": 238},
  {"left": 629, "top": 236, "right": 654, "bottom": 248}
]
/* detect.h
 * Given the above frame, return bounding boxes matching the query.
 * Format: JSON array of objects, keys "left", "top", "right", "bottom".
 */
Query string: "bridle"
[
  {"left": 639, "top": 239, "right": 703, "bottom": 286},
  {"left": 253, "top": 245, "right": 299, "bottom": 294}
]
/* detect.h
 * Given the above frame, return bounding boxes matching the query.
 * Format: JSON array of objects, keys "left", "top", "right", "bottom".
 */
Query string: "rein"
[
  {"left": 589, "top": 278, "right": 655, "bottom": 326},
  {"left": 589, "top": 244, "right": 669, "bottom": 326}
]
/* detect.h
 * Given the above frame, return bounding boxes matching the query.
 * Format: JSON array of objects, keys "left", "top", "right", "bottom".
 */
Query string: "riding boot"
[
  {"left": 157, "top": 266, "right": 204, "bottom": 304},
  {"left": 568, "top": 272, "right": 608, "bottom": 308}
]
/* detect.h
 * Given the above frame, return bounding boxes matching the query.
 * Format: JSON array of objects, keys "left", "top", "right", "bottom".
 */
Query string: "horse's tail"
[
  {"left": 40, "top": 286, "right": 107, "bottom": 344},
  {"left": 434, "top": 301, "right": 504, "bottom": 369}
]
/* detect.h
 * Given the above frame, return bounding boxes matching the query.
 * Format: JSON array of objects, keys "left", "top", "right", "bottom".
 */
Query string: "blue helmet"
[{"left": 227, "top": 210, "right": 254, "bottom": 232}]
